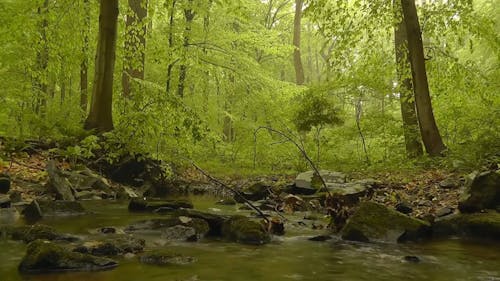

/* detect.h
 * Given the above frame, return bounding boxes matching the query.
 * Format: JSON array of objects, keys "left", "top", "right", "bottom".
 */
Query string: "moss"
[
  {"left": 341, "top": 202, "right": 430, "bottom": 243},
  {"left": 19, "top": 240, "right": 118, "bottom": 273},
  {"left": 433, "top": 211, "right": 500, "bottom": 240},
  {"left": 9, "top": 224, "right": 78, "bottom": 243},
  {"left": 221, "top": 216, "right": 270, "bottom": 245},
  {"left": 139, "top": 250, "right": 196, "bottom": 266}
]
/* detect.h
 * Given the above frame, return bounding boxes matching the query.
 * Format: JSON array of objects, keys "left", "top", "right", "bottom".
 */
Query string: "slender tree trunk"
[
  {"left": 84, "top": 0, "right": 119, "bottom": 132},
  {"left": 122, "top": 0, "right": 148, "bottom": 98},
  {"left": 34, "top": 0, "right": 49, "bottom": 116},
  {"left": 401, "top": 0, "right": 446, "bottom": 156},
  {"left": 80, "top": 0, "right": 90, "bottom": 114},
  {"left": 394, "top": 0, "right": 423, "bottom": 158},
  {"left": 166, "top": 0, "right": 177, "bottom": 94},
  {"left": 178, "top": 1, "right": 195, "bottom": 98},
  {"left": 293, "top": 0, "right": 305, "bottom": 85}
]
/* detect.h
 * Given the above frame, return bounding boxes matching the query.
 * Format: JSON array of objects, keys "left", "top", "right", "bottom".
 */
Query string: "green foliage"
[{"left": 293, "top": 88, "right": 344, "bottom": 132}]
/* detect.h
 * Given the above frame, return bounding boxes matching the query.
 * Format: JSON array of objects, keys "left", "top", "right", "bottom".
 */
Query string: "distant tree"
[
  {"left": 84, "top": 0, "right": 119, "bottom": 132},
  {"left": 178, "top": 0, "right": 196, "bottom": 98},
  {"left": 80, "top": 0, "right": 90, "bottom": 114},
  {"left": 293, "top": 0, "right": 305, "bottom": 85},
  {"left": 122, "top": 0, "right": 148, "bottom": 98},
  {"left": 394, "top": 0, "right": 423, "bottom": 158},
  {"left": 401, "top": 0, "right": 446, "bottom": 156},
  {"left": 33, "top": 0, "right": 49, "bottom": 116}
]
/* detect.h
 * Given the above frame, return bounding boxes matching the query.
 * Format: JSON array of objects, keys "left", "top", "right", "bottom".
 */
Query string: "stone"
[
  {"left": 436, "top": 207, "right": 453, "bottom": 218},
  {"left": 173, "top": 209, "right": 229, "bottom": 236},
  {"left": 433, "top": 211, "right": 500, "bottom": 241},
  {"left": 100, "top": 227, "right": 117, "bottom": 234},
  {"left": 234, "top": 182, "right": 271, "bottom": 203},
  {"left": 139, "top": 250, "right": 196, "bottom": 266},
  {"left": 8, "top": 190, "right": 22, "bottom": 203},
  {"left": 308, "top": 235, "right": 333, "bottom": 242},
  {"left": 404, "top": 256, "right": 420, "bottom": 263},
  {"left": 458, "top": 170, "right": 500, "bottom": 213},
  {"left": 18, "top": 240, "right": 118, "bottom": 273},
  {"left": 22, "top": 200, "right": 86, "bottom": 222},
  {"left": 395, "top": 202, "right": 413, "bottom": 214},
  {"left": 439, "top": 178, "right": 457, "bottom": 189},
  {"left": 128, "top": 198, "right": 193, "bottom": 212},
  {"left": 340, "top": 202, "right": 431, "bottom": 243},
  {"left": 161, "top": 225, "right": 198, "bottom": 241},
  {"left": 125, "top": 217, "right": 210, "bottom": 239},
  {"left": 73, "top": 236, "right": 145, "bottom": 256},
  {"left": 6, "top": 224, "right": 78, "bottom": 243},
  {"left": 0, "top": 195, "right": 11, "bottom": 208},
  {"left": 221, "top": 216, "right": 270, "bottom": 245},
  {"left": 0, "top": 174, "right": 10, "bottom": 194},
  {"left": 46, "top": 160, "right": 75, "bottom": 201},
  {"left": 0, "top": 207, "right": 20, "bottom": 224}
]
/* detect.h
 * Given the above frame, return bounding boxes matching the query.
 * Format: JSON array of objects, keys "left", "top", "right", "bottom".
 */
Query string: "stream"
[{"left": 0, "top": 196, "right": 499, "bottom": 281}]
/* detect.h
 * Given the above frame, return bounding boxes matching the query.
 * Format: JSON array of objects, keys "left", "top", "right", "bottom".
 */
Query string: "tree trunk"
[
  {"left": 80, "top": 0, "right": 90, "bottom": 114},
  {"left": 166, "top": 0, "right": 177, "bottom": 94},
  {"left": 401, "top": 0, "right": 446, "bottom": 156},
  {"left": 122, "top": 0, "right": 148, "bottom": 98},
  {"left": 293, "top": 0, "right": 305, "bottom": 85},
  {"left": 394, "top": 0, "right": 423, "bottom": 158},
  {"left": 34, "top": 0, "right": 49, "bottom": 116},
  {"left": 178, "top": 1, "right": 195, "bottom": 98},
  {"left": 84, "top": 0, "right": 119, "bottom": 132}
]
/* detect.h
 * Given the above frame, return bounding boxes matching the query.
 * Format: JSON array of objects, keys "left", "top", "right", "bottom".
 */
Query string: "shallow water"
[{"left": 0, "top": 197, "right": 499, "bottom": 281}]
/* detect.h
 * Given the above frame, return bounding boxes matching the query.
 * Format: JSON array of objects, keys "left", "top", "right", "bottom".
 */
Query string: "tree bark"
[
  {"left": 293, "top": 0, "right": 305, "bottom": 85},
  {"left": 34, "top": 0, "right": 49, "bottom": 116},
  {"left": 84, "top": 0, "right": 119, "bottom": 132},
  {"left": 122, "top": 0, "right": 148, "bottom": 98},
  {"left": 401, "top": 0, "right": 446, "bottom": 156},
  {"left": 166, "top": 0, "right": 177, "bottom": 94},
  {"left": 178, "top": 1, "right": 195, "bottom": 98},
  {"left": 394, "top": 0, "right": 423, "bottom": 158},
  {"left": 80, "top": 0, "right": 90, "bottom": 114}
]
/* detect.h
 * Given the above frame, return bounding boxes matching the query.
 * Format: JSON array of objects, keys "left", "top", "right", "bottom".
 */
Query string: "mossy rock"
[
  {"left": 139, "top": 250, "right": 196, "bottom": 266},
  {"left": 128, "top": 198, "right": 193, "bottom": 212},
  {"left": 7, "top": 224, "right": 78, "bottom": 243},
  {"left": 73, "top": 236, "right": 145, "bottom": 256},
  {"left": 19, "top": 240, "right": 118, "bottom": 273},
  {"left": 221, "top": 216, "right": 270, "bottom": 245},
  {"left": 234, "top": 182, "right": 271, "bottom": 203},
  {"left": 340, "top": 202, "right": 431, "bottom": 243},
  {"left": 125, "top": 216, "right": 209, "bottom": 238},
  {"left": 433, "top": 211, "right": 500, "bottom": 240},
  {"left": 22, "top": 200, "right": 86, "bottom": 222},
  {"left": 173, "top": 209, "right": 229, "bottom": 236},
  {"left": 459, "top": 170, "right": 500, "bottom": 213}
]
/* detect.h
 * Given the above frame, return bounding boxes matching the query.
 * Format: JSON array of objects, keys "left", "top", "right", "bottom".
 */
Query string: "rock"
[
  {"left": 125, "top": 217, "right": 210, "bottom": 239},
  {"left": 308, "top": 235, "right": 332, "bottom": 242},
  {"left": 19, "top": 240, "right": 118, "bottom": 273},
  {"left": 221, "top": 216, "right": 270, "bottom": 245},
  {"left": 439, "top": 178, "right": 457, "bottom": 189},
  {"left": 234, "top": 182, "right": 271, "bottom": 203},
  {"left": 404, "top": 256, "right": 420, "bottom": 263},
  {"left": 139, "top": 250, "right": 196, "bottom": 266},
  {"left": 340, "top": 202, "right": 431, "bottom": 243},
  {"left": 395, "top": 202, "right": 413, "bottom": 214},
  {"left": 0, "top": 195, "right": 11, "bottom": 208},
  {"left": 433, "top": 211, "right": 500, "bottom": 240},
  {"left": 99, "top": 227, "right": 117, "bottom": 234},
  {"left": 458, "top": 170, "right": 500, "bottom": 213},
  {"left": 128, "top": 198, "right": 193, "bottom": 212},
  {"left": 73, "top": 236, "right": 145, "bottom": 256},
  {"left": 0, "top": 174, "right": 10, "bottom": 194},
  {"left": 296, "top": 170, "right": 347, "bottom": 189},
  {"left": 6, "top": 224, "right": 78, "bottom": 243},
  {"left": 173, "top": 209, "right": 229, "bottom": 236},
  {"left": 215, "top": 198, "right": 237, "bottom": 206},
  {"left": 8, "top": 190, "right": 22, "bottom": 203},
  {"left": 46, "top": 160, "right": 76, "bottom": 201},
  {"left": 0, "top": 207, "right": 20, "bottom": 224},
  {"left": 436, "top": 207, "right": 453, "bottom": 217},
  {"left": 22, "top": 200, "right": 86, "bottom": 222},
  {"left": 161, "top": 225, "right": 198, "bottom": 241}
]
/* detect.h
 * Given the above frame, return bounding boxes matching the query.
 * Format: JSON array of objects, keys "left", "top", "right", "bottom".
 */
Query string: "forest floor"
[{"left": 1, "top": 150, "right": 465, "bottom": 223}]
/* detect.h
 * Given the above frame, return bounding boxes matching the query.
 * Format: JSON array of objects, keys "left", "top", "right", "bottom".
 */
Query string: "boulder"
[
  {"left": 0, "top": 174, "right": 10, "bottom": 194},
  {"left": 125, "top": 216, "right": 209, "bottom": 239},
  {"left": 139, "top": 250, "right": 196, "bottom": 266},
  {"left": 6, "top": 224, "right": 78, "bottom": 243},
  {"left": 161, "top": 225, "right": 198, "bottom": 241},
  {"left": 294, "top": 170, "right": 347, "bottom": 193},
  {"left": 18, "top": 240, "right": 118, "bottom": 273},
  {"left": 173, "top": 209, "right": 229, "bottom": 236},
  {"left": 22, "top": 200, "right": 86, "bottom": 222},
  {"left": 128, "top": 198, "right": 193, "bottom": 212},
  {"left": 73, "top": 236, "right": 145, "bottom": 256},
  {"left": 433, "top": 211, "right": 500, "bottom": 241},
  {"left": 234, "top": 182, "right": 271, "bottom": 203},
  {"left": 0, "top": 194, "right": 11, "bottom": 208},
  {"left": 221, "top": 216, "right": 270, "bottom": 245},
  {"left": 458, "top": 170, "right": 500, "bottom": 213},
  {"left": 46, "top": 160, "right": 75, "bottom": 201},
  {"left": 340, "top": 202, "right": 431, "bottom": 243}
]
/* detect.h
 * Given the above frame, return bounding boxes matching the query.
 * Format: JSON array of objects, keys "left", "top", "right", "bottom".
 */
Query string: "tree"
[
  {"left": 293, "top": 0, "right": 305, "bottom": 85},
  {"left": 80, "top": 0, "right": 90, "bottom": 114},
  {"left": 401, "top": 0, "right": 446, "bottom": 156},
  {"left": 178, "top": 0, "right": 196, "bottom": 98},
  {"left": 394, "top": 0, "right": 422, "bottom": 158},
  {"left": 84, "top": 0, "right": 119, "bottom": 132},
  {"left": 33, "top": 0, "right": 49, "bottom": 116},
  {"left": 122, "top": 0, "right": 148, "bottom": 98}
]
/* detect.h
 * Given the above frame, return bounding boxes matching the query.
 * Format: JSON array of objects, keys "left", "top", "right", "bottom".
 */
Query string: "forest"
[{"left": 0, "top": 0, "right": 499, "bottom": 280}]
